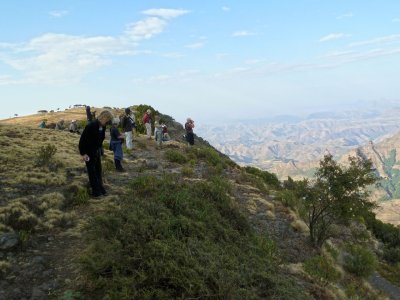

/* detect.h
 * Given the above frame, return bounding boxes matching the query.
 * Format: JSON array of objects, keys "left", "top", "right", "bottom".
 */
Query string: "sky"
[{"left": 0, "top": 0, "right": 400, "bottom": 123}]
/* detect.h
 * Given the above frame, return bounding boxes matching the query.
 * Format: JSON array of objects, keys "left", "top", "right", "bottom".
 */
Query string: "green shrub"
[
  {"left": 181, "top": 166, "right": 194, "bottom": 177},
  {"left": 304, "top": 255, "right": 340, "bottom": 285},
  {"left": 64, "top": 184, "right": 90, "bottom": 207},
  {"left": 278, "top": 190, "right": 298, "bottom": 209},
  {"left": 80, "top": 175, "right": 306, "bottom": 299},
  {"left": 164, "top": 149, "right": 188, "bottom": 164},
  {"left": 244, "top": 166, "right": 280, "bottom": 189},
  {"left": 35, "top": 144, "right": 57, "bottom": 167},
  {"left": 343, "top": 245, "right": 377, "bottom": 278},
  {"left": 365, "top": 213, "right": 400, "bottom": 248},
  {"left": 77, "top": 120, "right": 87, "bottom": 129},
  {"left": 383, "top": 246, "right": 400, "bottom": 264},
  {"left": 0, "top": 201, "right": 39, "bottom": 232}
]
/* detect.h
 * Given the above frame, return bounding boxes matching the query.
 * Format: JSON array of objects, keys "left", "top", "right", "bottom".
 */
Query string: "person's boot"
[{"left": 115, "top": 159, "right": 125, "bottom": 172}]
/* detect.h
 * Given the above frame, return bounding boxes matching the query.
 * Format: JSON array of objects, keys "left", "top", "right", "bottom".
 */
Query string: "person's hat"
[
  {"left": 71, "top": 120, "right": 76, "bottom": 123},
  {"left": 112, "top": 117, "right": 120, "bottom": 125},
  {"left": 125, "top": 107, "right": 131, "bottom": 114},
  {"left": 147, "top": 109, "right": 151, "bottom": 113}
]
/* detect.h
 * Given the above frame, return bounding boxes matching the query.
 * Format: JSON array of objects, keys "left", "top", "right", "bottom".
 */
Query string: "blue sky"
[{"left": 0, "top": 0, "right": 399, "bottom": 123}]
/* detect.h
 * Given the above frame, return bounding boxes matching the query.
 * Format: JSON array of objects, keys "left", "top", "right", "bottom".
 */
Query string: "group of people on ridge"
[{"left": 77, "top": 106, "right": 195, "bottom": 198}]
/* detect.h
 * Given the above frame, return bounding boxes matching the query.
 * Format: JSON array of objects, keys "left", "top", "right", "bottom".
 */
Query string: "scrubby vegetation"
[
  {"left": 80, "top": 175, "right": 306, "bottom": 299},
  {"left": 1, "top": 109, "right": 400, "bottom": 299},
  {"left": 283, "top": 154, "right": 377, "bottom": 247}
]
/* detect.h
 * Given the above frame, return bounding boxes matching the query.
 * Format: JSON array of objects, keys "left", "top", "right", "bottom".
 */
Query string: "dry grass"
[
  {"left": 0, "top": 123, "right": 88, "bottom": 237},
  {"left": 0, "top": 107, "right": 124, "bottom": 126}
]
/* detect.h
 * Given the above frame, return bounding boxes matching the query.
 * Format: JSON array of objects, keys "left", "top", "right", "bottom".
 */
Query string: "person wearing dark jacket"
[
  {"left": 110, "top": 117, "right": 125, "bottom": 172},
  {"left": 121, "top": 107, "right": 134, "bottom": 150},
  {"left": 86, "top": 105, "right": 93, "bottom": 122},
  {"left": 185, "top": 117, "right": 195, "bottom": 146},
  {"left": 79, "top": 110, "right": 113, "bottom": 197}
]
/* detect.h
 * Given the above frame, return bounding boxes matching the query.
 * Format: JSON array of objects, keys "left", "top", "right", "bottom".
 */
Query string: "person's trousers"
[
  {"left": 125, "top": 131, "right": 133, "bottom": 149},
  {"left": 145, "top": 123, "right": 152, "bottom": 138},
  {"left": 154, "top": 128, "right": 162, "bottom": 146},
  {"left": 186, "top": 132, "right": 194, "bottom": 145},
  {"left": 85, "top": 153, "right": 105, "bottom": 196}
]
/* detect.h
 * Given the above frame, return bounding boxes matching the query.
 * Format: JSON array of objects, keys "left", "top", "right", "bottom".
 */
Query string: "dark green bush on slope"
[{"left": 80, "top": 176, "right": 306, "bottom": 299}]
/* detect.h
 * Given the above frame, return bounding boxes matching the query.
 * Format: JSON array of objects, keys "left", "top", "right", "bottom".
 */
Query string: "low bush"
[
  {"left": 164, "top": 149, "right": 188, "bottom": 164},
  {"left": 35, "top": 144, "right": 57, "bottom": 167},
  {"left": 343, "top": 245, "right": 377, "bottom": 278},
  {"left": 383, "top": 246, "right": 400, "bottom": 264},
  {"left": 80, "top": 175, "right": 306, "bottom": 299},
  {"left": 244, "top": 166, "right": 280, "bottom": 189},
  {"left": 64, "top": 184, "right": 90, "bottom": 207},
  {"left": 0, "top": 201, "right": 40, "bottom": 232},
  {"left": 181, "top": 166, "right": 194, "bottom": 177},
  {"left": 304, "top": 255, "right": 340, "bottom": 286}
]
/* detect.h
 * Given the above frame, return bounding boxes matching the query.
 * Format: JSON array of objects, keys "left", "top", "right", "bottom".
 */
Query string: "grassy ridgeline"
[{"left": 80, "top": 175, "right": 306, "bottom": 299}]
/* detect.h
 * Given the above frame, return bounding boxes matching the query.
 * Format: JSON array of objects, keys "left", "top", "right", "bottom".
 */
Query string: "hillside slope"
[
  {"left": 0, "top": 121, "right": 313, "bottom": 299},
  {"left": 0, "top": 108, "right": 395, "bottom": 299}
]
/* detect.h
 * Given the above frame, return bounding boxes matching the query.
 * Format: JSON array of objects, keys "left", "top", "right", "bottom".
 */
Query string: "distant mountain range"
[
  {"left": 198, "top": 108, "right": 400, "bottom": 179},
  {"left": 198, "top": 108, "right": 400, "bottom": 225}
]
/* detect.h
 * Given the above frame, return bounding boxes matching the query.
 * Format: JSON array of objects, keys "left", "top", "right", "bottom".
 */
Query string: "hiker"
[
  {"left": 86, "top": 105, "right": 93, "bottom": 122},
  {"left": 38, "top": 120, "right": 46, "bottom": 128},
  {"left": 55, "top": 119, "right": 65, "bottom": 130},
  {"left": 69, "top": 120, "right": 80, "bottom": 134},
  {"left": 143, "top": 109, "right": 152, "bottom": 139},
  {"left": 79, "top": 110, "right": 113, "bottom": 198},
  {"left": 121, "top": 107, "right": 134, "bottom": 150},
  {"left": 154, "top": 115, "right": 162, "bottom": 147},
  {"left": 162, "top": 124, "right": 170, "bottom": 141},
  {"left": 110, "top": 117, "right": 125, "bottom": 172},
  {"left": 185, "top": 118, "right": 195, "bottom": 146}
]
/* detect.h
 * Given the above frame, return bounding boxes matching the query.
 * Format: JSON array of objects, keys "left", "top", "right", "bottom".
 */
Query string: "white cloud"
[
  {"left": 337, "top": 12, "right": 353, "bottom": 20},
  {"left": 392, "top": 18, "right": 400, "bottom": 23},
  {"left": 125, "top": 17, "right": 167, "bottom": 41},
  {"left": 349, "top": 34, "right": 400, "bottom": 47},
  {"left": 49, "top": 10, "right": 68, "bottom": 18},
  {"left": 0, "top": 11, "right": 186, "bottom": 84},
  {"left": 222, "top": 6, "right": 230, "bottom": 12},
  {"left": 185, "top": 42, "right": 205, "bottom": 49},
  {"left": 320, "top": 50, "right": 356, "bottom": 59},
  {"left": 319, "top": 33, "right": 351, "bottom": 42},
  {"left": 142, "top": 8, "right": 189, "bottom": 19},
  {"left": 232, "top": 31, "right": 256, "bottom": 37}
]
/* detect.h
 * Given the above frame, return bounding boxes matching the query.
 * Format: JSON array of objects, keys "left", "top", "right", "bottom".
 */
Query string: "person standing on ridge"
[
  {"left": 185, "top": 117, "right": 195, "bottom": 146},
  {"left": 143, "top": 109, "right": 152, "bottom": 140},
  {"left": 121, "top": 107, "right": 134, "bottom": 150},
  {"left": 79, "top": 110, "right": 113, "bottom": 198},
  {"left": 110, "top": 117, "right": 125, "bottom": 172},
  {"left": 154, "top": 115, "right": 162, "bottom": 148},
  {"left": 86, "top": 105, "right": 93, "bottom": 122}
]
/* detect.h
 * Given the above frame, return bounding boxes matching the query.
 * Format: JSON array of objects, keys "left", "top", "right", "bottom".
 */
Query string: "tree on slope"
[{"left": 296, "top": 154, "right": 377, "bottom": 247}]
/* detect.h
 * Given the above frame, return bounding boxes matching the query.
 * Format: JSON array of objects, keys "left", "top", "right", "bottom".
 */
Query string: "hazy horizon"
[{"left": 1, "top": 1, "right": 400, "bottom": 123}]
